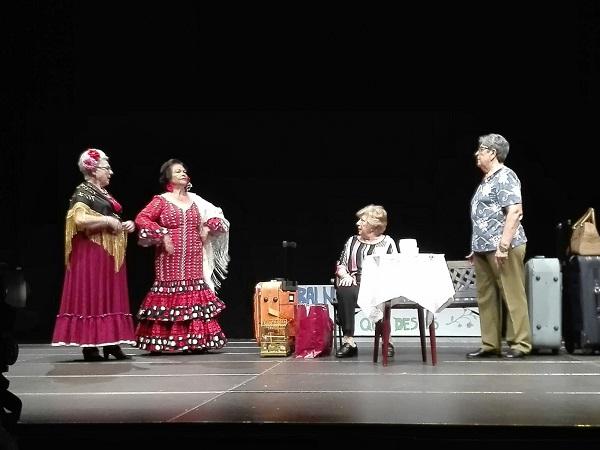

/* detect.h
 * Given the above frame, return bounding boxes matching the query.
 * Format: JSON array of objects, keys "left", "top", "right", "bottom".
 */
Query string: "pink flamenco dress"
[
  {"left": 52, "top": 182, "right": 136, "bottom": 348},
  {"left": 133, "top": 193, "right": 230, "bottom": 353}
]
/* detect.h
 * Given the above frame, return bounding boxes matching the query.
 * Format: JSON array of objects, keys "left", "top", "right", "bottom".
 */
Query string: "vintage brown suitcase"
[{"left": 253, "top": 280, "right": 296, "bottom": 346}]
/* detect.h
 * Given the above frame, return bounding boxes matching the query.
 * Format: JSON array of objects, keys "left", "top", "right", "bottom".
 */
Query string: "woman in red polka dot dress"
[{"left": 134, "top": 159, "right": 230, "bottom": 354}]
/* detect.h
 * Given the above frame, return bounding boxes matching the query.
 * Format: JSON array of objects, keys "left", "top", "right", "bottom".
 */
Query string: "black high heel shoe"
[
  {"left": 102, "top": 345, "right": 131, "bottom": 360},
  {"left": 82, "top": 347, "right": 104, "bottom": 362}
]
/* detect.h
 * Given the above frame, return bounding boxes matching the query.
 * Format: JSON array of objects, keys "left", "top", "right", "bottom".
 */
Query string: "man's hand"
[{"left": 495, "top": 246, "right": 508, "bottom": 268}]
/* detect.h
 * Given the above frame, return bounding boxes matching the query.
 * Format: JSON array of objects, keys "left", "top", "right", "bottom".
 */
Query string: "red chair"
[
  {"left": 373, "top": 300, "right": 436, "bottom": 366},
  {"left": 372, "top": 260, "right": 478, "bottom": 366}
]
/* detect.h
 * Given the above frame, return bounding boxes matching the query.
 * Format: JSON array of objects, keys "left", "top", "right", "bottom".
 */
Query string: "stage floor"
[{"left": 6, "top": 337, "right": 600, "bottom": 448}]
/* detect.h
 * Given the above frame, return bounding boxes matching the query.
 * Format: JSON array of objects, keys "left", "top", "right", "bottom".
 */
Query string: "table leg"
[
  {"left": 417, "top": 307, "right": 427, "bottom": 362},
  {"left": 429, "top": 316, "right": 437, "bottom": 366},
  {"left": 382, "top": 303, "right": 391, "bottom": 366},
  {"left": 373, "top": 319, "right": 381, "bottom": 363}
]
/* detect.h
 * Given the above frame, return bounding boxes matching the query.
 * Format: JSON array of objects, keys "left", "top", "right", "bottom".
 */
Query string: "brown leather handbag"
[{"left": 570, "top": 207, "right": 600, "bottom": 255}]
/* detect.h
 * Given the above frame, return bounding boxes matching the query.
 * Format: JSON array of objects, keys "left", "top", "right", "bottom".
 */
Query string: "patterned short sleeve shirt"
[{"left": 470, "top": 166, "right": 527, "bottom": 253}]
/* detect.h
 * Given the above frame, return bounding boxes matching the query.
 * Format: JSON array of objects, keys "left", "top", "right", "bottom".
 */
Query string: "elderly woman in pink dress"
[
  {"left": 134, "top": 159, "right": 230, "bottom": 354},
  {"left": 52, "top": 148, "right": 136, "bottom": 361}
]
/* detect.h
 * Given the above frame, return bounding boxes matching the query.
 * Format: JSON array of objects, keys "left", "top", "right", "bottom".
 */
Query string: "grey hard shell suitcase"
[
  {"left": 525, "top": 257, "right": 562, "bottom": 354},
  {"left": 563, "top": 255, "right": 600, "bottom": 354}
]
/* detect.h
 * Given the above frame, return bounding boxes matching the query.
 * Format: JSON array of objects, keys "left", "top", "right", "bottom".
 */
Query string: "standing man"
[{"left": 466, "top": 133, "right": 531, "bottom": 359}]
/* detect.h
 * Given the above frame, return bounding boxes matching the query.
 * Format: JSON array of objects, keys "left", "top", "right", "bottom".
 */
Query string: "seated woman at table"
[{"left": 334, "top": 204, "right": 398, "bottom": 358}]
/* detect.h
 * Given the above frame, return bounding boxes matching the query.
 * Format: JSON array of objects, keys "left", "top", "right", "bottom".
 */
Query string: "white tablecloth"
[{"left": 356, "top": 253, "right": 456, "bottom": 323}]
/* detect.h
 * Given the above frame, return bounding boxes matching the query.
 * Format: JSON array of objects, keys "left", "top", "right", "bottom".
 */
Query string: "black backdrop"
[{"left": 3, "top": 2, "right": 600, "bottom": 341}]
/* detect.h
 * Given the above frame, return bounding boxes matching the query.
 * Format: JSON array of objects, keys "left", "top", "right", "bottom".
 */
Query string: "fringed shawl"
[
  {"left": 64, "top": 183, "right": 127, "bottom": 272},
  {"left": 188, "top": 193, "right": 230, "bottom": 292}
]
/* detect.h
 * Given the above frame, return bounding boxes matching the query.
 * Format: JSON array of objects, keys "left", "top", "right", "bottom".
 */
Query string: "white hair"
[{"left": 77, "top": 148, "right": 108, "bottom": 179}]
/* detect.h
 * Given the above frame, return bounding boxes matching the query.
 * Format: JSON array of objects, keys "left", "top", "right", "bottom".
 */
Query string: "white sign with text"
[{"left": 297, "top": 284, "right": 480, "bottom": 337}]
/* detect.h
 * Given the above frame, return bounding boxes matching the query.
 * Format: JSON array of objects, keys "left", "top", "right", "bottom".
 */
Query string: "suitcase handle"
[{"left": 572, "top": 207, "right": 596, "bottom": 229}]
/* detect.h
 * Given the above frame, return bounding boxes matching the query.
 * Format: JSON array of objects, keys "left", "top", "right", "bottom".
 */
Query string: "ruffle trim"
[
  {"left": 134, "top": 331, "right": 227, "bottom": 352},
  {"left": 149, "top": 279, "right": 207, "bottom": 294},
  {"left": 136, "top": 300, "right": 225, "bottom": 322},
  {"left": 52, "top": 340, "right": 136, "bottom": 347}
]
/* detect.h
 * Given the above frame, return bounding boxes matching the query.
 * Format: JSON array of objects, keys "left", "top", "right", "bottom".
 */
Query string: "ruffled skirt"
[{"left": 134, "top": 279, "right": 227, "bottom": 352}]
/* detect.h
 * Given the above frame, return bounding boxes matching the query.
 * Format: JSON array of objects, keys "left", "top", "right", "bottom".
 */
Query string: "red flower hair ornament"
[{"left": 82, "top": 148, "right": 102, "bottom": 172}]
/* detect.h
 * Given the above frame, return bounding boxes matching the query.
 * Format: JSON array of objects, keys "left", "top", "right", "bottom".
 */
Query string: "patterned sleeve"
[
  {"left": 497, "top": 169, "right": 523, "bottom": 208},
  {"left": 205, "top": 217, "right": 227, "bottom": 233},
  {"left": 136, "top": 196, "right": 169, "bottom": 247},
  {"left": 386, "top": 236, "right": 398, "bottom": 253},
  {"left": 336, "top": 237, "right": 352, "bottom": 267}
]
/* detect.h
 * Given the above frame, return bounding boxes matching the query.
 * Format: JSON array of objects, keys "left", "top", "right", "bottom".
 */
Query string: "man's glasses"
[{"left": 474, "top": 145, "right": 495, "bottom": 155}]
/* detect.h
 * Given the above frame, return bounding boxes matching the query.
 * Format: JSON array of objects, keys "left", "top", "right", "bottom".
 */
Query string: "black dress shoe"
[
  {"left": 82, "top": 347, "right": 104, "bottom": 362},
  {"left": 387, "top": 343, "right": 395, "bottom": 358},
  {"left": 102, "top": 345, "right": 131, "bottom": 360},
  {"left": 335, "top": 343, "right": 358, "bottom": 358},
  {"left": 183, "top": 348, "right": 207, "bottom": 355},
  {"left": 466, "top": 348, "right": 500, "bottom": 359},
  {"left": 504, "top": 349, "right": 526, "bottom": 359}
]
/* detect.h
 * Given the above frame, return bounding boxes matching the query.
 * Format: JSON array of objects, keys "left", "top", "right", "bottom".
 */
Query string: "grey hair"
[
  {"left": 77, "top": 148, "right": 108, "bottom": 180},
  {"left": 478, "top": 133, "right": 509, "bottom": 163},
  {"left": 356, "top": 204, "right": 388, "bottom": 234}
]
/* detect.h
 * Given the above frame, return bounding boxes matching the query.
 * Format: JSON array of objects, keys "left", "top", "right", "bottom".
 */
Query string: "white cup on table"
[{"left": 398, "top": 238, "right": 419, "bottom": 255}]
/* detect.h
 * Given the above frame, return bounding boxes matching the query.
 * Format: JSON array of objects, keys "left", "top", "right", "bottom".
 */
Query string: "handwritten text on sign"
[
  {"left": 297, "top": 285, "right": 335, "bottom": 305},
  {"left": 297, "top": 284, "right": 480, "bottom": 337}
]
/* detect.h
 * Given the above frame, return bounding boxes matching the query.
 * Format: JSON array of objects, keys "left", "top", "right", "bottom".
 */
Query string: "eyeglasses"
[
  {"left": 474, "top": 145, "right": 495, "bottom": 155},
  {"left": 97, "top": 166, "right": 112, "bottom": 172}
]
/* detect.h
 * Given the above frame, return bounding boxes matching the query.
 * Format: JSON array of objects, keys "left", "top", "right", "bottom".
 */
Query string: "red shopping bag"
[{"left": 294, "top": 304, "right": 333, "bottom": 358}]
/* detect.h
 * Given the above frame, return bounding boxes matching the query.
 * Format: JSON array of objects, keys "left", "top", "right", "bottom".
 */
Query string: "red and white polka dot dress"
[{"left": 134, "top": 195, "right": 227, "bottom": 353}]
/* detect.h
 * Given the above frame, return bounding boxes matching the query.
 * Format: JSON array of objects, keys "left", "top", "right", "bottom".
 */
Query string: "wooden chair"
[
  {"left": 373, "top": 300, "right": 435, "bottom": 366},
  {"left": 372, "top": 260, "right": 478, "bottom": 366}
]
